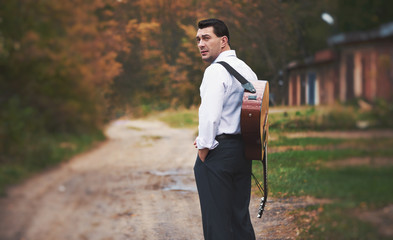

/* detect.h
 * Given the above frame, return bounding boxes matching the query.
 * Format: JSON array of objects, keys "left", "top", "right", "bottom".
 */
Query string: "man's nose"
[{"left": 198, "top": 40, "right": 205, "bottom": 48}]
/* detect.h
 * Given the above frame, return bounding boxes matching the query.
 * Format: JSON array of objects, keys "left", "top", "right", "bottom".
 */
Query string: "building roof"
[
  {"left": 287, "top": 22, "right": 393, "bottom": 71},
  {"left": 328, "top": 21, "right": 393, "bottom": 46},
  {"left": 287, "top": 49, "right": 336, "bottom": 70}
]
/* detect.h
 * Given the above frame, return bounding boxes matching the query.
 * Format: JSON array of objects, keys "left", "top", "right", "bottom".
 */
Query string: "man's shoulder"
[
  {"left": 219, "top": 58, "right": 257, "bottom": 77},
  {"left": 207, "top": 61, "right": 227, "bottom": 70},
  {"left": 204, "top": 62, "right": 229, "bottom": 76}
]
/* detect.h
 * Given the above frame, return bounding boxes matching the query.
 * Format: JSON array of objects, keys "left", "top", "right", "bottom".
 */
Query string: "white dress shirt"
[{"left": 196, "top": 50, "right": 258, "bottom": 150}]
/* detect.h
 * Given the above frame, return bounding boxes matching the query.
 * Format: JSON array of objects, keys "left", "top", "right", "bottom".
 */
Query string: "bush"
[
  {"left": 371, "top": 99, "right": 393, "bottom": 128},
  {"left": 268, "top": 102, "right": 393, "bottom": 131}
]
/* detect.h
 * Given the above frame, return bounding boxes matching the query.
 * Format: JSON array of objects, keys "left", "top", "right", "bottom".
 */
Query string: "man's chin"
[{"left": 201, "top": 56, "right": 213, "bottom": 63}]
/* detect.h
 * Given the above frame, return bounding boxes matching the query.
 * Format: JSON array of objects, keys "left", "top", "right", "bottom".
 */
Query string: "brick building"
[{"left": 287, "top": 22, "right": 393, "bottom": 106}]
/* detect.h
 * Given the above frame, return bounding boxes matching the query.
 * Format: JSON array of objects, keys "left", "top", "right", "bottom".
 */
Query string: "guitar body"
[
  {"left": 241, "top": 80, "right": 269, "bottom": 161},
  {"left": 241, "top": 80, "right": 269, "bottom": 218}
]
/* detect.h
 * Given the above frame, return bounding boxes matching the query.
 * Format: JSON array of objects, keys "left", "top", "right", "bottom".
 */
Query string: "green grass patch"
[
  {"left": 157, "top": 109, "right": 199, "bottom": 128},
  {"left": 269, "top": 137, "right": 345, "bottom": 147},
  {"left": 256, "top": 148, "right": 393, "bottom": 206},
  {"left": 297, "top": 204, "right": 391, "bottom": 240},
  {"left": 269, "top": 101, "right": 393, "bottom": 131},
  {"left": 252, "top": 134, "right": 393, "bottom": 239},
  {"left": 269, "top": 136, "right": 393, "bottom": 152}
]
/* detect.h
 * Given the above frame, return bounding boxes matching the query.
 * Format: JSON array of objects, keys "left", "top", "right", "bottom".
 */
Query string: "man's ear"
[{"left": 221, "top": 36, "right": 228, "bottom": 48}]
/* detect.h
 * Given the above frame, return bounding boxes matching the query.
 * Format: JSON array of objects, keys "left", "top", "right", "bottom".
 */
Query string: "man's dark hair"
[{"left": 198, "top": 18, "right": 230, "bottom": 46}]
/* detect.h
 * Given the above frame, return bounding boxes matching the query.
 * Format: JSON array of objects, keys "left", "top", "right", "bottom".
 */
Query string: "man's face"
[{"left": 196, "top": 26, "right": 223, "bottom": 63}]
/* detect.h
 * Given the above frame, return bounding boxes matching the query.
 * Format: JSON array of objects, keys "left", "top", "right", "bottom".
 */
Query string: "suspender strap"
[{"left": 216, "top": 61, "right": 256, "bottom": 93}]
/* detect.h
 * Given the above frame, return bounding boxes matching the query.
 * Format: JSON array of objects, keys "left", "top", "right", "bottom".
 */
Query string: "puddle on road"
[{"left": 148, "top": 169, "right": 197, "bottom": 192}]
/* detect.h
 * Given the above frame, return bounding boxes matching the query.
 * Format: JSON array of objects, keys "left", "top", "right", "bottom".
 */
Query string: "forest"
[{"left": 1, "top": 0, "right": 393, "bottom": 169}]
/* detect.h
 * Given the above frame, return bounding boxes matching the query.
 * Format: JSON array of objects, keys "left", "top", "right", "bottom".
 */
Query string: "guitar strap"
[{"left": 216, "top": 61, "right": 256, "bottom": 93}]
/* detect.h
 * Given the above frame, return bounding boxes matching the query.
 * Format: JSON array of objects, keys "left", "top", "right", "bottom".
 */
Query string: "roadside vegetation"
[
  {"left": 259, "top": 102, "right": 393, "bottom": 239},
  {"left": 262, "top": 138, "right": 393, "bottom": 239},
  {"left": 269, "top": 99, "right": 393, "bottom": 131},
  {"left": 0, "top": 131, "right": 105, "bottom": 196}
]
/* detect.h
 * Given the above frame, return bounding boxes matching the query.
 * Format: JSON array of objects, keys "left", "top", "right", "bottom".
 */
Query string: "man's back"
[{"left": 198, "top": 50, "right": 258, "bottom": 146}]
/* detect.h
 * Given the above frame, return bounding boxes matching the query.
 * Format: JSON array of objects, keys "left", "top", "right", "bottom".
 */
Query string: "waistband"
[{"left": 215, "top": 134, "right": 242, "bottom": 141}]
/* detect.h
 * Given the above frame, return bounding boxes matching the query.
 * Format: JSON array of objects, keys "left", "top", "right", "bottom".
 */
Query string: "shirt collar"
[{"left": 213, "top": 50, "right": 236, "bottom": 64}]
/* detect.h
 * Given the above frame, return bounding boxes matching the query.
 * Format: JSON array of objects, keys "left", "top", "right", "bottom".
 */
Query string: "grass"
[
  {"left": 156, "top": 108, "right": 199, "bottom": 128},
  {"left": 297, "top": 204, "right": 392, "bottom": 240},
  {"left": 251, "top": 105, "right": 393, "bottom": 239},
  {"left": 259, "top": 148, "right": 393, "bottom": 205},
  {"left": 269, "top": 137, "right": 346, "bottom": 147},
  {"left": 251, "top": 139, "right": 393, "bottom": 239},
  {"left": 269, "top": 100, "right": 393, "bottom": 131}
]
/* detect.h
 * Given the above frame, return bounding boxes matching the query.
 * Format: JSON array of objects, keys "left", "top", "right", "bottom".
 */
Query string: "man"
[{"left": 193, "top": 18, "right": 257, "bottom": 240}]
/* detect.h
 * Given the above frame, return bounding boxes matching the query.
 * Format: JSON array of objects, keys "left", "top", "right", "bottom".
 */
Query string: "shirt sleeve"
[{"left": 196, "top": 64, "right": 227, "bottom": 150}]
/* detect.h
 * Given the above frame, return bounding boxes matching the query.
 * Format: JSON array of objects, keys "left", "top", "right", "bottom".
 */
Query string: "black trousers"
[{"left": 194, "top": 137, "right": 255, "bottom": 240}]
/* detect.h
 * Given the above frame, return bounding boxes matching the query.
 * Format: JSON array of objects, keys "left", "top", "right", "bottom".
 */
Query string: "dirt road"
[{"left": 0, "top": 119, "right": 313, "bottom": 240}]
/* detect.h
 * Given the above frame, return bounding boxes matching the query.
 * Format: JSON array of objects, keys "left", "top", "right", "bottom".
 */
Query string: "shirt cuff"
[{"left": 196, "top": 137, "right": 219, "bottom": 150}]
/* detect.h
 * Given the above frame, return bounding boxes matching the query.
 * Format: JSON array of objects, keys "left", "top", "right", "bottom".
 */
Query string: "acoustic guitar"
[
  {"left": 241, "top": 80, "right": 269, "bottom": 161},
  {"left": 216, "top": 61, "right": 269, "bottom": 160},
  {"left": 217, "top": 61, "right": 269, "bottom": 219}
]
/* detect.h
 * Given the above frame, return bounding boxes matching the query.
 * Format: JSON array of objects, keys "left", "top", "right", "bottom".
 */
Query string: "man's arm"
[{"left": 195, "top": 65, "right": 226, "bottom": 151}]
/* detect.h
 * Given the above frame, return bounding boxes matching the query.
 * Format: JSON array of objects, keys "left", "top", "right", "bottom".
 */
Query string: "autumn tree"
[
  {"left": 110, "top": 0, "right": 204, "bottom": 113},
  {"left": 0, "top": 0, "right": 123, "bottom": 161}
]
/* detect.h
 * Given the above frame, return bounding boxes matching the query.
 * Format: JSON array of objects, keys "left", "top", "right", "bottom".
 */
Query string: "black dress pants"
[{"left": 194, "top": 137, "right": 255, "bottom": 240}]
